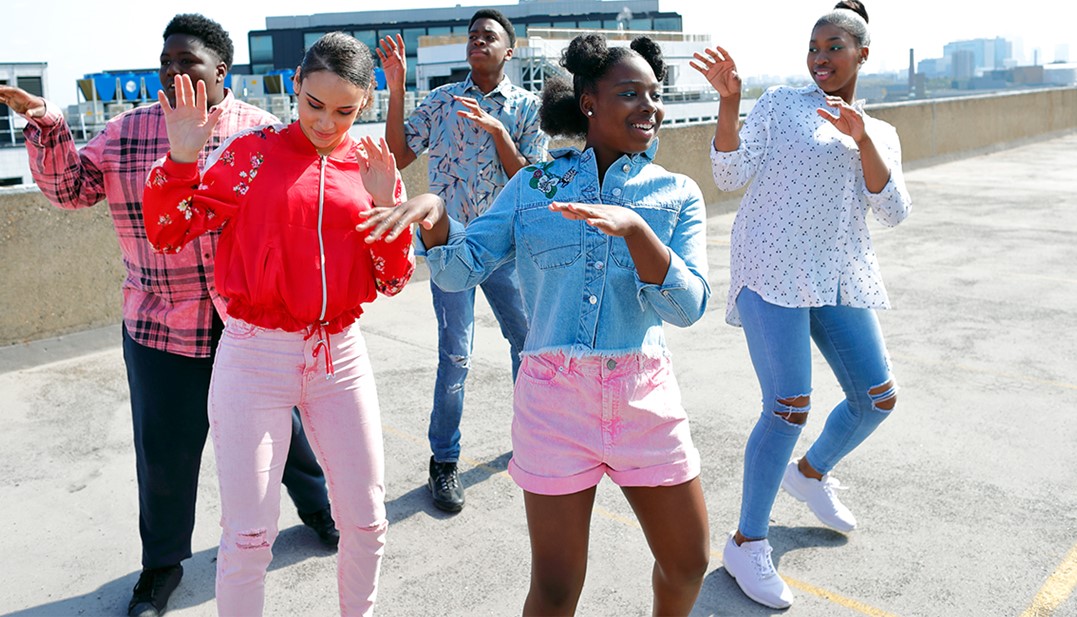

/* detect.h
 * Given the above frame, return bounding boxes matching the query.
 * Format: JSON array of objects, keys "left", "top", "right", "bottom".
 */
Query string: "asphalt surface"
[{"left": 2, "top": 132, "right": 1076, "bottom": 616}]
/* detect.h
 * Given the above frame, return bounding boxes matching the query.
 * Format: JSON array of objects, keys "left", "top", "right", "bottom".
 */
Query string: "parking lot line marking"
[
  {"left": 781, "top": 575, "right": 900, "bottom": 616},
  {"left": 385, "top": 426, "right": 901, "bottom": 616},
  {"left": 1021, "top": 541, "right": 1077, "bottom": 617}
]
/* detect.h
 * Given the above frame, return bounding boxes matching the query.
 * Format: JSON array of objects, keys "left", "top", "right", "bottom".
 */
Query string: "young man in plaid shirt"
[{"left": 0, "top": 14, "right": 336, "bottom": 617}]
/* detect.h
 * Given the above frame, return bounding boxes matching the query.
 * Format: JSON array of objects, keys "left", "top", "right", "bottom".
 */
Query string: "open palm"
[
  {"left": 376, "top": 35, "right": 407, "bottom": 92},
  {"left": 690, "top": 46, "right": 742, "bottom": 98},
  {"left": 356, "top": 136, "right": 400, "bottom": 206},
  {"left": 818, "top": 96, "right": 866, "bottom": 142},
  {"left": 158, "top": 74, "right": 222, "bottom": 163}
]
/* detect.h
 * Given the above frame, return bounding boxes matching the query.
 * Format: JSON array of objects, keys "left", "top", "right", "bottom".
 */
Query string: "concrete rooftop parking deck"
[{"left": 2, "top": 132, "right": 1076, "bottom": 616}]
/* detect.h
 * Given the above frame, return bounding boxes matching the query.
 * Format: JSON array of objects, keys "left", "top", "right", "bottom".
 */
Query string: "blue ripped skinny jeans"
[
  {"left": 429, "top": 260, "right": 528, "bottom": 463},
  {"left": 735, "top": 288, "right": 897, "bottom": 539}
]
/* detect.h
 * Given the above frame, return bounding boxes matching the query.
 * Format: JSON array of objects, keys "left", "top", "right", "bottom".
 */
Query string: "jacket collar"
[
  {"left": 283, "top": 120, "right": 357, "bottom": 160},
  {"left": 550, "top": 138, "right": 660, "bottom": 164}
]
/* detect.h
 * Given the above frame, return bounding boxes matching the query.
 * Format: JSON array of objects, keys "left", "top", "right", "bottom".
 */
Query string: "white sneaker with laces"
[
  {"left": 781, "top": 460, "right": 857, "bottom": 532},
  {"left": 722, "top": 533, "right": 794, "bottom": 609}
]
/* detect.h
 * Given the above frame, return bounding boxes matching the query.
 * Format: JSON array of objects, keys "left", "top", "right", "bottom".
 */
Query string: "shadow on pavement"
[
  {"left": 691, "top": 525, "right": 849, "bottom": 616},
  {"left": 386, "top": 450, "right": 512, "bottom": 523},
  {"left": 5, "top": 523, "right": 335, "bottom": 616}
]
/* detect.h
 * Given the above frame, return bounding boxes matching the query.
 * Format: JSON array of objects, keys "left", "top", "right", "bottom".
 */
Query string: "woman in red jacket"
[{"left": 143, "top": 32, "right": 412, "bottom": 616}]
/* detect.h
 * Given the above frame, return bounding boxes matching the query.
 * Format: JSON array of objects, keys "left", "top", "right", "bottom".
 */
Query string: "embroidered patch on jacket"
[{"left": 526, "top": 162, "right": 576, "bottom": 198}]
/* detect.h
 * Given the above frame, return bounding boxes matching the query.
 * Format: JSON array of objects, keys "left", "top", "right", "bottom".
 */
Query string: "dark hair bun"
[
  {"left": 630, "top": 36, "right": 667, "bottom": 82},
  {"left": 834, "top": 0, "right": 869, "bottom": 23},
  {"left": 561, "top": 33, "right": 608, "bottom": 79}
]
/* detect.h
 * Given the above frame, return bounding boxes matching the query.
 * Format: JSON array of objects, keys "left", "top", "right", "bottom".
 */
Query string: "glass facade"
[{"left": 248, "top": 8, "right": 683, "bottom": 89}]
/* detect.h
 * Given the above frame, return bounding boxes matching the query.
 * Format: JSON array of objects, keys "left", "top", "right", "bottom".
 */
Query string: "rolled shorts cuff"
[
  {"left": 508, "top": 458, "right": 606, "bottom": 495},
  {"left": 608, "top": 447, "right": 701, "bottom": 488},
  {"left": 507, "top": 448, "right": 701, "bottom": 496}
]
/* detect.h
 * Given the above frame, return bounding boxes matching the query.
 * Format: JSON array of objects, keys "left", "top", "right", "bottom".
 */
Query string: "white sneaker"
[
  {"left": 781, "top": 460, "right": 857, "bottom": 533},
  {"left": 722, "top": 533, "right": 794, "bottom": 609}
]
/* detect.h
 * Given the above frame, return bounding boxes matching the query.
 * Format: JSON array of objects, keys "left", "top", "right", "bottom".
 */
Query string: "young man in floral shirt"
[{"left": 378, "top": 9, "right": 548, "bottom": 513}]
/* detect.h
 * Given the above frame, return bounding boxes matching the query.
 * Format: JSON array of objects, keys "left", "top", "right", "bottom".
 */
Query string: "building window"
[
  {"left": 402, "top": 27, "right": 425, "bottom": 51},
  {"left": 652, "top": 17, "right": 682, "bottom": 31},
  {"left": 354, "top": 30, "right": 378, "bottom": 51},
  {"left": 250, "top": 35, "right": 274, "bottom": 64},
  {"left": 304, "top": 31, "right": 327, "bottom": 51},
  {"left": 16, "top": 76, "right": 43, "bottom": 96}
]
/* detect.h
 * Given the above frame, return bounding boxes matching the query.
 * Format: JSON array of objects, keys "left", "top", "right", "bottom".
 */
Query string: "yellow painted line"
[
  {"left": 384, "top": 423, "right": 899, "bottom": 615},
  {"left": 893, "top": 354, "right": 1077, "bottom": 391},
  {"left": 1021, "top": 541, "right": 1077, "bottom": 617},
  {"left": 783, "top": 575, "right": 900, "bottom": 617}
]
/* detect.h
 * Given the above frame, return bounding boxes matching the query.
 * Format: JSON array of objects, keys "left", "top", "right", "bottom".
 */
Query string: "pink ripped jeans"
[{"left": 208, "top": 319, "right": 386, "bottom": 616}]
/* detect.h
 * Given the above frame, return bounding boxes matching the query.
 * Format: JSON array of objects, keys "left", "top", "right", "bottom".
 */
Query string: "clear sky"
[{"left": 2, "top": 0, "right": 1073, "bottom": 109}]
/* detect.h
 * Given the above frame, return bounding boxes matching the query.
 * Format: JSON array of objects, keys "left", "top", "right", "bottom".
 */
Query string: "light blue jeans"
[
  {"left": 735, "top": 288, "right": 897, "bottom": 539},
  {"left": 429, "top": 260, "right": 528, "bottom": 462}
]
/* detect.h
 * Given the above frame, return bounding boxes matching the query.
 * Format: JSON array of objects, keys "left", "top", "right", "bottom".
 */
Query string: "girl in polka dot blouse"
[{"left": 691, "top": 1, "right": 912, "bottom": 609}]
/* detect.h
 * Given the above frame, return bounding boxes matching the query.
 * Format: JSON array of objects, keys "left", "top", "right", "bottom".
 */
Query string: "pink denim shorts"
[{"left": 508, "top": 351, "right": 700, "bottom": 495}]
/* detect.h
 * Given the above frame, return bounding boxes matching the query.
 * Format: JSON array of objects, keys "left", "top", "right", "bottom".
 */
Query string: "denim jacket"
[{"left": 418, "top": 142, "right": 710, "bottom": 357}]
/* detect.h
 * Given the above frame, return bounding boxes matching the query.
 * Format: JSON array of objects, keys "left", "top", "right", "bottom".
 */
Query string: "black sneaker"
[
  {"left": 428, "top": 456, "right": 465, "bottom": 512},
  {"left": 127, "top": 564, "right": 183, "bottom": 617},
  {"left": 299, "top": 506, "right": 340, "bottom": 549}
]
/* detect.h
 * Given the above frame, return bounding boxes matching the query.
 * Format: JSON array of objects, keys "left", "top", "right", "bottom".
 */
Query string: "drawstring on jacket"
[{"left": 307, "top": 322, "right": 335, "bottom": 379}]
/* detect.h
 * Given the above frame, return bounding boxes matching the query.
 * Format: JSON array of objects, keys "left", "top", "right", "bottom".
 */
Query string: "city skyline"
[{"left": 1, "top": 0, "right": 1073, "bottom": 109}]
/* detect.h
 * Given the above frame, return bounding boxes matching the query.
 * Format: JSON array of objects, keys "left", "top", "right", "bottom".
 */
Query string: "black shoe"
[
  {"left": 127, "top": 564, "right": 183, "bottom": 617},
  {"left": 428, "top": 456, "right": 465, "bottom": 512},
  {"left": 299, "top": 506, "right": 340, "bottom": 549}
]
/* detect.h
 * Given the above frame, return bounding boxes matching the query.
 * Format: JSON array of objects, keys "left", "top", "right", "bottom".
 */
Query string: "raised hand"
[
  {"left": 376, "top": 35, "right": 407, "bottom": 94},
  {"left": 817, "top": 95, "right": 866, "bottom": 142},
  {"left": 690, "top": 46, "right": 742, "bottom": 99},
  {"left": 158, "top": 74, "right": 222, "bottom": 163},
  {"left": 355, "top": 136, "right": 399, "bottom": 206},
  {"left": 549, "top": 202, "right": 645, "bottom": 238},
  {"left": 454, "top": 96, "right": 504, "bottom": 135},
  {"left": 0, "top": 84, "right": 46, "bottom": 119}
]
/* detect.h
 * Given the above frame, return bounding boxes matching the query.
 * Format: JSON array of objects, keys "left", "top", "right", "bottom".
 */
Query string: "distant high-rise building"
[
  {"left": 951, "top": 50, "right": 975, "bottom": 81},
  {"left": 943, "top": 37, "right": 1013, "bottom": 75}
]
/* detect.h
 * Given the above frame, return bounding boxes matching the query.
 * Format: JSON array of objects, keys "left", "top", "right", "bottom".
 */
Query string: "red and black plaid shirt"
[{"left": 23, "top": 91, "right": 276, "bottom": 358}]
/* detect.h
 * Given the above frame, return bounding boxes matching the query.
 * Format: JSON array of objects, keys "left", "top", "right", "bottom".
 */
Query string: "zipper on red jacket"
[
  {"left": 317, "top": 155, "right": 329, "bottom": 323},
  {"left": 314, "top": 155, "right": 334, "bottom": 379}
]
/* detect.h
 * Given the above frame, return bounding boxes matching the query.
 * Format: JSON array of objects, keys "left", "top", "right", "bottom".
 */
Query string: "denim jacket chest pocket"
[
  {"left": 517, "top": 201, "right": 584, "bottom": 270},
  {"left": 607, "top": 199, "right": 681, "bottom": 270}
]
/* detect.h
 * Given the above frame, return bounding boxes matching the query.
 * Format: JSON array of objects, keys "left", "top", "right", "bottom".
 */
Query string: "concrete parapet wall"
[
  {"left": 0, "top": 187, "right": 125, "bottom": 344},
  {"left": 2, "top": 87, "right": 1075, "bottom": 346},
  {"left": 870, "top": 87, "right": 1077, "bottom": 166}
]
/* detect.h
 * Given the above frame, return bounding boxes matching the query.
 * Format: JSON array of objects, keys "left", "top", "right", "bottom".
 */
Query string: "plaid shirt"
[{"left": 23, "top": 90, "right": 276, "bottom": 358}]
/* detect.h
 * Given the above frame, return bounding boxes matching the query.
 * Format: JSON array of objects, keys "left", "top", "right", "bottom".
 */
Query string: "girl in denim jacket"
[{"left": 361, "top": 33, "right": 711, "bottom": 616}]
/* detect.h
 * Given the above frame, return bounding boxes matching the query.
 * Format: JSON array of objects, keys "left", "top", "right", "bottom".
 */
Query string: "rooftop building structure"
[{"left": 248, "top": 0, "right": 684, "bottom": 90}]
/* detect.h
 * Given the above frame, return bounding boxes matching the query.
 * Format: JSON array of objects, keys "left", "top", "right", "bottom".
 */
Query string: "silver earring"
[{"left": 586, "top": 110, "right": 593, "bottom": 116}]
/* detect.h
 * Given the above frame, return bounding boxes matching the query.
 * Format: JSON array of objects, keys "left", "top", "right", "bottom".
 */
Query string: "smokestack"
[{"left": 908, "top": 48, "right": 915, "bottom": 90}]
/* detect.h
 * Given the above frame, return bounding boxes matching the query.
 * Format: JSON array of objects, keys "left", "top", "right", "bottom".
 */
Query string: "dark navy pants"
[{"left": 123, "top": 317, "right": 329, "bottom": 569}]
